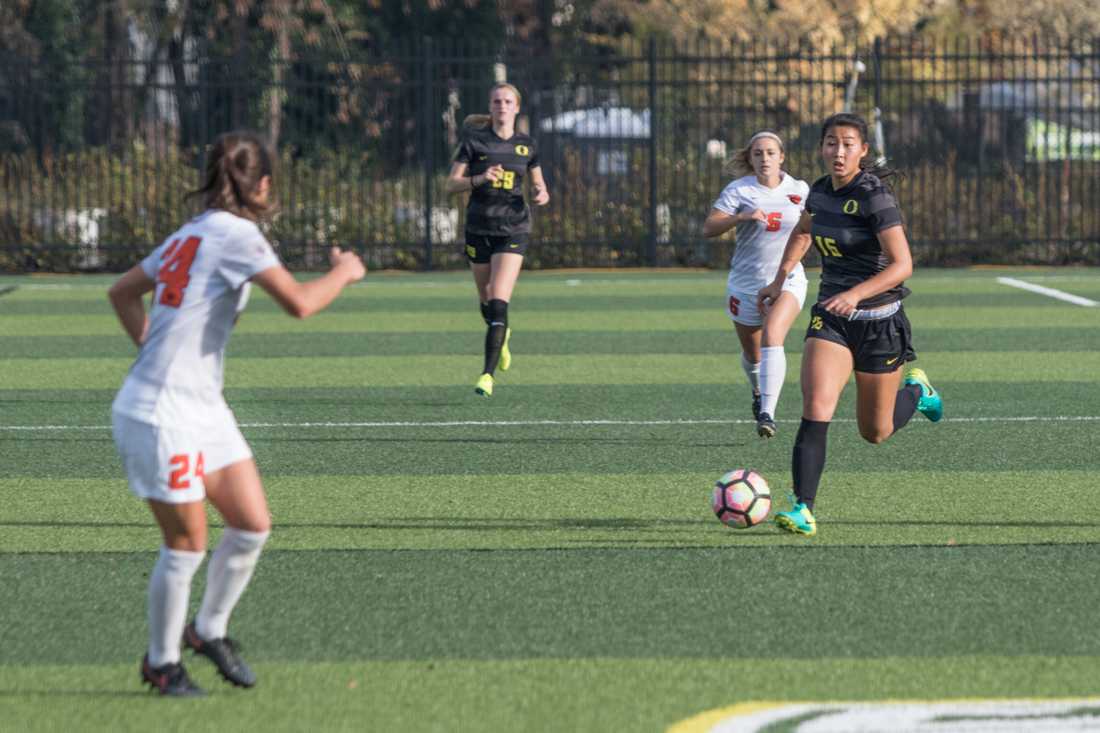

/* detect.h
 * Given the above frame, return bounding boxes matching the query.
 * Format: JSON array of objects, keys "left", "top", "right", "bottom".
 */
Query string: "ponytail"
[
  {"left": 462, "top": 114, "right": 491, "bottom": 129},
  {"left": 187, "top": 130, "right": 276, "bottom": 221}
]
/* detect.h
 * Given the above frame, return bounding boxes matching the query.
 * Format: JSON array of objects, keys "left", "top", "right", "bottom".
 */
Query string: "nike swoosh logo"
[
  {"left": 886, "top": 357, "right": 898, "bottom": 365},
  {"left": 478, "top": 155, "right": 487, "bottom": 160}
]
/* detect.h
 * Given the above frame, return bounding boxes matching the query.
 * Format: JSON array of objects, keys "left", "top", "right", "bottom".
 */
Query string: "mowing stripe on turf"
[
  {"left": 996, "top": 276, "right": 1099, "bottom": 307},
  {"left": 2, "top": 415, "right": 1099, "bottom": 431}
]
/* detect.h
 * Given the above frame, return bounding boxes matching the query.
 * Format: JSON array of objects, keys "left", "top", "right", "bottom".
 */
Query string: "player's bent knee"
[{"left": 859, "top": 424, "right": 892, "bottom": 444}]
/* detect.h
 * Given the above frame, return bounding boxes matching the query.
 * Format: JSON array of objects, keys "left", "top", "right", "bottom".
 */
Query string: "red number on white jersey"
[
  {"left": 168, "top": 451, "right": 205, "bottom": 490},
  {"left": 765, "top": 212, "right": 782, "bottom": 232},
  {"left": 157, "top": 236, "right": 202, "bottom": 308}
]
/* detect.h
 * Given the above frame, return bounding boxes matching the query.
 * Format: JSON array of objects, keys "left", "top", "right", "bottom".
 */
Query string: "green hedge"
[{"left": 2, "top": 141, "right": 1099, "bottom": 273}]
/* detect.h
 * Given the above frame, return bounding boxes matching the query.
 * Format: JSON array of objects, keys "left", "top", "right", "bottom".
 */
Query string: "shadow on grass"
[
  {"left": 249, "top": 435, "right": 744, "bottom": 448},
  {"left": 0, "top": 689, "right": 149, "bottom": 698},
  {"left": 3, "top": 517, "right": 1095, "bottom": 532},
  {"left": 0, "top": 436, "right": 114, "bottom": 443},
  {"left": 0, "top": 517, "right": 713, "bottom": 532},
  {"left": 232, "top": 397, "right": 468, "bottom": 407},
  {"left": 829, "top": 519, "right": 1099, "bottom": 528}
]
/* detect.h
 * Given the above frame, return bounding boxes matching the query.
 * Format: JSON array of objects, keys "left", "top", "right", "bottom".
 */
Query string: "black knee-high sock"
[
  {"left": 479, "top": 301, "right": 491, "bottom": 325},
  {"left": 892, "top": 383, "right": 922, "bottom": 433},
  {"left": 482, "top": 299, "right": 508, "bottom": 375},
  {"left": 792, "top": 419, "right": 829, "bottom": 510}
]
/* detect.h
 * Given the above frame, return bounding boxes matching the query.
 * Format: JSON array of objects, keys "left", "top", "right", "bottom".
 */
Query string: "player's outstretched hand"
[
  {"left": 532, "top": 185, "right": 550, "bottom": 206},
  {"left": 330, "top": 246, "right": 366, "bottom": 283}
]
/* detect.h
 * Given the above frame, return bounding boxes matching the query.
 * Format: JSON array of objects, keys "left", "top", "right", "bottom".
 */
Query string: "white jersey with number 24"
[{"left": 112, "top": 209, "right": 281, "bottom": 429}]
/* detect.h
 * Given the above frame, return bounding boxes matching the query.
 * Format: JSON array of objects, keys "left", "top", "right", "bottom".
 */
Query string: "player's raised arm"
[
  {"left": 253, "top": 246, "right": 365, "bottom": 320},
  {"left": 702, "top": 207, "right": 766, "bottom": 238},
  {"left": 445, "top": 160, "right": 501, "bottom": 194}
]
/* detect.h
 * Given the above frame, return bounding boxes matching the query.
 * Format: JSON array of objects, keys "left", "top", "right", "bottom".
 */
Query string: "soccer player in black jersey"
[
  {"left": 445, "top": 83, "right": 550, "bottom": 397},
  {"left": 758, "top": 112, "right": 944, "bottom": 536}
]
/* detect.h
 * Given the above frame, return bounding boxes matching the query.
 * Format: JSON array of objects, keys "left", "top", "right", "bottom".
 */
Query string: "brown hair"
[
  {"left": 723, "top": 131, "right": 785, "bottom": 177},
  {"left": 462, "top": 83, "right": 524, "bottom": 129},
  {"left": 188, "top": 130, "right": 275, "bottom": 221}
]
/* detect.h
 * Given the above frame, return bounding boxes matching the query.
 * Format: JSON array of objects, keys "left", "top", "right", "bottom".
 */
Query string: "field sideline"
[{"left": 2, "top": 268, "right": 1099, "bottom": 732}]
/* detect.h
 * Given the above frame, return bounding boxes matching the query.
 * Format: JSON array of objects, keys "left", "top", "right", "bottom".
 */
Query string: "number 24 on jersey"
[{"left": 157, "top": 236, "right": 202, "bottom": 308}]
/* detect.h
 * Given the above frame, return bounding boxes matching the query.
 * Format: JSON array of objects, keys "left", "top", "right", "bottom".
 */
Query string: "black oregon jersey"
[
  {"left": 454, "top": 125, "right": 540, "bottom": 236},
  {"left": 806, "top": 171, "right": 910, "bottom": 309}
]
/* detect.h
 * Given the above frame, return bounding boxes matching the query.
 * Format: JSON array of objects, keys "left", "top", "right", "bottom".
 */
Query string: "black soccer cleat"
[
  {"left": 141, "top": 655, "right": 206, "bottom": 697},
  {"left": 751, "top": 390, "right": 762, "bottom": 421},
  {"left": 184, "top": 622, "right": 257, "bottom": 688},
  {"left": 756, "top": 412, "right": 777, "bottom": 438}
]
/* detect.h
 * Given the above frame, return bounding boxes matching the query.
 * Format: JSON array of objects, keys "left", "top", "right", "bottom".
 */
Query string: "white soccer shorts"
[
  {"left": 726, "top": 269, "right": 808, "bottom": 327},
  {"left": 112, "top": 411, "right": 252, "bottom": 504}
]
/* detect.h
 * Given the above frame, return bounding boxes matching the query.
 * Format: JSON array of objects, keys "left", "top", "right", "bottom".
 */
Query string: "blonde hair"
[
  {"left": 463, "top": 83, "right": 524, "bottom": 129},
  {"left": 723, "top": 130, "right": 785, "bottom": 177}
]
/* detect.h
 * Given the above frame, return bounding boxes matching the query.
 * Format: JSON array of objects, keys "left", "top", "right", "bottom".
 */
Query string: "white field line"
[
  {"left": 996, "top": 276, "right": 1099, "bottom": 307},
  {"left": 2, "top": 415, "right": 1099, "bottom": 431}
]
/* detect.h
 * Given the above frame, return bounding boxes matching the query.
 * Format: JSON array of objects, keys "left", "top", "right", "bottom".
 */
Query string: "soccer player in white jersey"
[
  {"left": 108, "top": 131, "right": 365, "bottom": 696},
  {"left": 703, "top": 131, "right": 811, "bottom": 438}
]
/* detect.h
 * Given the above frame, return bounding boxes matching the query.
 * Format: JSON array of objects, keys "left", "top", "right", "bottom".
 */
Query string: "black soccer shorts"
[
  {"left": 804, "top": 302, "right": 916, "bottom": 373},
  {"left": 464, "top": 233, "right": 530, "bottom": 263}
]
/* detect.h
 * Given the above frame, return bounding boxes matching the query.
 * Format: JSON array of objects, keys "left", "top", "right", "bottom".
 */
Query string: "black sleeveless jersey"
[
  {"left": 453, "top": 125, "right": 540, "bottom": 236},
  {"left": 806, "top": 171, "right": 910, "bottom": 309}
]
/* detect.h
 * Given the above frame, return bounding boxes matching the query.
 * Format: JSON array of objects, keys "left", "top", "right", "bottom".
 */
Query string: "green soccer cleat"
[
  {"left": 475, "top": 372, "right": 494, "bottom": 397},
  {"left": 904, "top": 367, "right": 943, "bottom": 422},
  {"left": 499, "top": 328, "right": 512, "bottom": 372},
  {"left": 774, "top": 495, "right": 817, "bottom": 536}
]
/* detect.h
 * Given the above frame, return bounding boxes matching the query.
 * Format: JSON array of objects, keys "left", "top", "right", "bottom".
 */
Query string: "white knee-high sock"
[
  {"left": 148, "top": 546, "right": 205, "bottom": 667},
  {"left": 759, "top": 345, "right": 787, "bottom": 417},
  {"left": 195, "top": 528, "right": 269, "bottom": 640},
  {"left": 740, "top": 352, "right": 760, "bottom": 393}
]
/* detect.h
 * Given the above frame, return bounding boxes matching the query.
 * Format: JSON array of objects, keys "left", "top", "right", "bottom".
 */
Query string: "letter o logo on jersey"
[
  {"left": 843, "top": 199, "right": 859, "bottom": 215},
  {"left": 515, "top": 144, "right": 529, "bottom": 156}
]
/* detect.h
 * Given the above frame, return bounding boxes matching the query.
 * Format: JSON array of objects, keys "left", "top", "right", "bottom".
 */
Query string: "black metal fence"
[{"left": 1, "top": 35, "right": 1099, "bottom": 271}]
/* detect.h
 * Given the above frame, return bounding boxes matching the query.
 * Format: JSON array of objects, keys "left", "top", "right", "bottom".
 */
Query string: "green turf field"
[{"left": 2, "top": 268, "right": 1099, "bottom": 731}]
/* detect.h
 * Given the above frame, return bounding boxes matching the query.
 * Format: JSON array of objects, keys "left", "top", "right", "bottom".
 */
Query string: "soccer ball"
[{"left": 711, "top": 469, "right": 771, "bottom": 529}]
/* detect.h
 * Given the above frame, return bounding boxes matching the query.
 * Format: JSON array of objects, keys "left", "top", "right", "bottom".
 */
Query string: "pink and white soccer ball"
[{"left": 711, "top": 469, "right": 771, "bottom": 528}]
